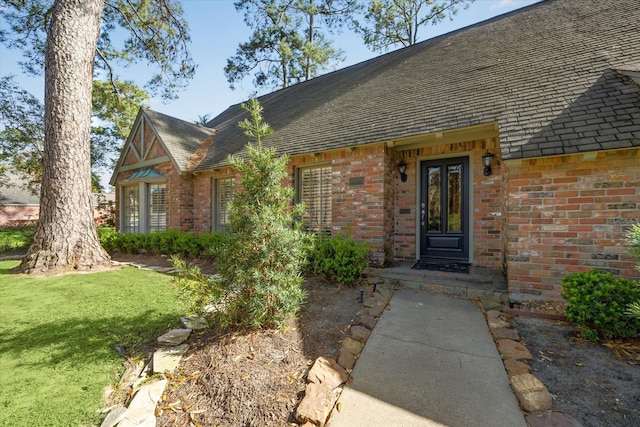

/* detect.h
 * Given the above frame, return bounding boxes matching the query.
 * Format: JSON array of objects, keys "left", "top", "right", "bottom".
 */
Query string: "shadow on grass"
[{"left": 0, "top": 310, "right": 180, "bottom": 368}]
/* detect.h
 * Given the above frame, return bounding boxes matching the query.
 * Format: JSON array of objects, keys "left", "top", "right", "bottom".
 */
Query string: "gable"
[{"left": 110, "top": 108, "right": 217, "bottom": 186}]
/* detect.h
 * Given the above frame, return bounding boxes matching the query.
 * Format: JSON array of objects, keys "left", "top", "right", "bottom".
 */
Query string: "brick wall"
[
  {"left": 505, "top": 147, "right": 640, "bottom": 301},
  {"left": 392, "top": 137, "right": 503, "bottom": 267}
]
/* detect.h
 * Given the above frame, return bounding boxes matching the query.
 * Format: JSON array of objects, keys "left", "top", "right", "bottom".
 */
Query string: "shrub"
[
  {"left": 99, "top": 229, "right": 226, "bottom": 259},
  {"left": 625, "top": 223, "right": 640, "bottom": 320},
  {"left": 174, "top": 99, "right": 308, "bottom": 330},
  {"left": 172, "top": 257, "right": 222, "bottom": 316},
  {"left": 307, "top": 234, "right": 370, "bottom": 286},
  {"left": 561, "top": 269, "right": 640, "bottom": 341}
]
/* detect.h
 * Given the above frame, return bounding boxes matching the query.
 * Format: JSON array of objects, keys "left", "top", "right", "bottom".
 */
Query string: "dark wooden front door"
[{"left": 420, "top": 156, "right": 470, "bottom": 261}]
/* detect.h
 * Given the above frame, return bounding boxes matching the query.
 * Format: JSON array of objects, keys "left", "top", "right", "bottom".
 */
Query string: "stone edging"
[
  {"left": 482, "top": 307, "right": 583, "bottom": 426},
  {"left": 295, "top": 278, "right": 393, "bottom": 426}
]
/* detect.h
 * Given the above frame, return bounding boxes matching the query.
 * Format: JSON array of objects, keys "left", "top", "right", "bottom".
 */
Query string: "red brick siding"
[
  {"left": 393, "top": 138, "right": 503, "bottom": 267},
  {"left": 0, "top": 205, "right": 39, "bottom": 227},
  {"left": 505, "top": 148, "right": 640, "bottom": 301}
]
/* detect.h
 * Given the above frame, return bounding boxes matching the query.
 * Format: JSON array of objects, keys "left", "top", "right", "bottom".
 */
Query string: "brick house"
[{"left": 110, "top": 0, "right": 640, "bottom": 301}]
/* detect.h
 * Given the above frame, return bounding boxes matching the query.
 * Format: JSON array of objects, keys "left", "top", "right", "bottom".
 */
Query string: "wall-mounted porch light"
[
  {"left": 482, "top": 150, "right": 494, "bottom": 176},
  {"left": 398, "top": 160, "right": 408, "bottom": 182}
]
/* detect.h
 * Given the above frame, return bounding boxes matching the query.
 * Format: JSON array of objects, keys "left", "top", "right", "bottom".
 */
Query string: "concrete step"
[{"left": 366, "top": 263, "right": 508, "bottom": 301}]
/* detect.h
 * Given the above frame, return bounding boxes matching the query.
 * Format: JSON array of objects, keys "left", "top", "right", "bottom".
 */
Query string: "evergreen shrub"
[{"left": 561, "top": 269, "right": 640, "bottom": 341}]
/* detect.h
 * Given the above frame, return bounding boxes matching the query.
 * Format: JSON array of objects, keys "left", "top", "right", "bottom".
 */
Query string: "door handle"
[{"left": 421, "top": 209, "right": 425, "bottom": 226}]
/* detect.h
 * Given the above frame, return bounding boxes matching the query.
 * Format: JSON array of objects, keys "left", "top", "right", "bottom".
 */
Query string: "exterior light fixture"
[
  {"left": 482, "top": 150, "right": 494, "bottom": 176},
  {"left": 398, "top": 160, "right": 408, "bottom": 182}
]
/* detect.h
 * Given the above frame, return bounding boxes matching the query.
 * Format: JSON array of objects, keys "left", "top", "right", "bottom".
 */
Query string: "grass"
[
  {"left": 0, "top": 227, "right": 34, "bottom": 252},
  {"left": 0, "top": 260, "right": 185, "bottom": 426}
]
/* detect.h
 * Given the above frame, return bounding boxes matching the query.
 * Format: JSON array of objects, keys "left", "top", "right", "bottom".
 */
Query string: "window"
[
  {"left": 214, "top": 177, "right": 234, "bottom": 234},
  {"left": 122, "top": 186, "right": 139, "bottom": 233},
  {"left": 148, "top": 184, "right": 167, "bottom": 232},
  {"left": 298, "top": 166, "right": 332, "bottom": 234}
]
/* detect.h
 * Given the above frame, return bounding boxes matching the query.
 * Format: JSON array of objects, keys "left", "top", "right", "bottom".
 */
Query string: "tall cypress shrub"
[{"left": 214, "top": 98, "right": 308, "bottom": 329}]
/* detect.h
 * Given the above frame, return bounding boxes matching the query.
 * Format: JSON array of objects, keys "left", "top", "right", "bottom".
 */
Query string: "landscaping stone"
[
  {"left": 492, "top": 327, "right": 520, "bottom": 341},
  {"left": 375, "top": 283, "right": 394, "bottom": 299},
  {"left": 307, "top": 357, "right": 348, "bottom": 389},
  {"left": 368, "top": 303, "right": 386, "bottom": 317},
  {"left": 478, "top": 295, "right": 503, "bottom": 311},
  {"left": 341, "top": 337, "right": 363, "bottom": 355},
  {"left": 525, "top": 410, "right": 585, "bottom": 427},
  {"left": 180, "top": 315, "right": 208, "bottom": 330},
  {"left": 487, "top": 310, "right": 510, "bottom": 328},
  {"left": 296, "top": 382, "right": 338, "bottom": 426},
  {"left": 363, "top": 297, "right": 378, "bottom": 308},
  {"left": 337, "top": 348, "right": 356, "bottom": 370},
  {"left": 99, "top": 405, "right": 127, "bottom": 427},
  {"left": 157, "top": 328, "right": 192, "bottom": 346},
  {"left": 118, "top": 379, "right": 167, "bottom": 427},
  {"left": 356, "top": 314, "right": 377, "bottom": 330},
  {"left": 510, "top": 373, "right": 553, "bottom": 412},
  {"left": 153, "top": 344, "right": 189, "bottom": 374},
  {"left": 372, "top": 291, "right": 389, "bottom": 306},
  {"left": 349, "top": 325, "right": 371, "bottom": 343},
  {"left": 497, "top": 338, "right": 533, "bottom": 360},
  {"left": 503, "top": 358, "right": 531, "bottom": 377}
]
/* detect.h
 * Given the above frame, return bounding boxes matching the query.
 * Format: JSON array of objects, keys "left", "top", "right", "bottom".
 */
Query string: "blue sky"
[{"left": 1, "top": 0, "right": 541, "bottom": 124}]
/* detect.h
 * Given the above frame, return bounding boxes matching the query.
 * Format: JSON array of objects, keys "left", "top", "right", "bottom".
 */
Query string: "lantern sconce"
[
  {"left": 398, "top": 160, "right": 408, "bottom": 182},
  {"left": 482, "top": 150, "right": 494, "bottom": 176}
]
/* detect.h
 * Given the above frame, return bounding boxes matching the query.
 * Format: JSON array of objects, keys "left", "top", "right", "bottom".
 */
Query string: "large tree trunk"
[{"left": 20, "top": 0, "right": 110, "bottom": 274}]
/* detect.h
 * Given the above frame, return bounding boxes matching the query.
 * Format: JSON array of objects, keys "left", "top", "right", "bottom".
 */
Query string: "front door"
[{"left": 420, "top": 157, "right": 470, "bottom": 261}]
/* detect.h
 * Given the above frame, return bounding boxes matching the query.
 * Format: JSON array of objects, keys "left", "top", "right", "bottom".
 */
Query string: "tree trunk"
[{"left": 20, "top": 0, "right": 110, "bottom": 274}]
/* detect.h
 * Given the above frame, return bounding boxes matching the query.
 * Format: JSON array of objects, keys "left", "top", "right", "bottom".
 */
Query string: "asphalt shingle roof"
[
  {"left": 146, "top": 0, "right": 640, "bottom": 172},
  {"left": 141, "top": 108, "right": 215, "bottom": 172}
]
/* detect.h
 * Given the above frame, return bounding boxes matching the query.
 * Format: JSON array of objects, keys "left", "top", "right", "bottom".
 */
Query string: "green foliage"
[
  {"left": 0, "top": 75, "right": 45, "bottom": 193},
  {"left": 0, "top": 227, "right": 35, "bottom": 252},
  {"left": 626, "top": 302, "right": 640, "bottom": 321},
  {"left": 175, "top": 98, "right": 308, "bottom": 330},
  {"left": 0, "top": 74, "right": 147, "bottom": 192},
  {"left": 307, "top": 233, "right": 370, "bottom": 286},
  {"left": 625, "top": 223, "right": 640, "bottom": 320},
  {"left": 1, "top": 0, "right": 195, "bottom": 101},
  {"left": 355, "top": 0, "right": 475, "bottom": 52},
  {"left": 226, "top": 0, "right": 353, "bottom": 89},
  {"left": 172, "top": 257, "right": 222, "bottom": 316},
  {"left": 0, "top": 259, "right": 184, "bottom": 426},
  {"left": 626, "top": 223, "right": 640, "bottom": 265},
  {"left": 561, "top": 269, "right": 640, "bottom": 341},
  {"left": 99, "top": 229, "right": 227, "bottom": 258}
]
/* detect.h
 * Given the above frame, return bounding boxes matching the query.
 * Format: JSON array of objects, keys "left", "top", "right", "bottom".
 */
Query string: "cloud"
[{"left": 491, "top": 0, "right": 516, "bottom": 10}]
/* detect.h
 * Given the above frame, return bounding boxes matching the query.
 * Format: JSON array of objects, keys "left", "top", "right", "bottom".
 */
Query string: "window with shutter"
[
  {"left": 122, "top": 186, "right": 139, "bottom": 233},
  {"left": 148, "top": 184, "right": 166, "bottom": 232},
  {"left": 298, "top": 166, "right": 332, "bottom": 234},
  {"left": 214, "top": 177, "right": 234, "bottom": 234}
]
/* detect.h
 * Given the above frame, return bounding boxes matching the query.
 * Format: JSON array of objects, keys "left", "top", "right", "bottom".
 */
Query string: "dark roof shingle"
[{"left": 167, "top": 0, "right": 639, "bottom": 171}]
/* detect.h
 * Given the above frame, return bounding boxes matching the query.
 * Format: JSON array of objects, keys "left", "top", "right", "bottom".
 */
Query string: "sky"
[{"left": 0, "top": 0, "right": 542, "bottom": 124}]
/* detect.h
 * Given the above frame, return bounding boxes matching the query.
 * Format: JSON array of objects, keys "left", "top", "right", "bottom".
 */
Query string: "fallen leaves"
[{"left": 602, "top": 340, "right": 640, "bottom": 361}]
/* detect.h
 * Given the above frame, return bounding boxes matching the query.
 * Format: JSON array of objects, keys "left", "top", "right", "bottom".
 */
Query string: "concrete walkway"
[{"left": 328, "top": 291, "right": 527, "bottom": 427}]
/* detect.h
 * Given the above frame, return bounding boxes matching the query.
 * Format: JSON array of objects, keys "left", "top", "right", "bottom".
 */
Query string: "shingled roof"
[
  {"left": 141, "top": 108, "right": 215, "bottom": 172},
  {"left": 155, "top": 0, "right": 640, "bottom": 172}
]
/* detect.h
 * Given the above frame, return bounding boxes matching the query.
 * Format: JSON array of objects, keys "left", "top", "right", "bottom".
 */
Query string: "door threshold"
[{"left": 412, "top": 259, "right": 470, "bottom": 274}]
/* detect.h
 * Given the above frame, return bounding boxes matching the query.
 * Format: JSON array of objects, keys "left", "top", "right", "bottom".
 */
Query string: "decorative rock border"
[
  {"left": 294, "top": 279, "right": 393, "bottom": 426},
  {"left": 481, "top": 307, "right": 584, "bottom": 426},
  {"left": 100, "top": 320, "right": 199, "bottom": 427}
]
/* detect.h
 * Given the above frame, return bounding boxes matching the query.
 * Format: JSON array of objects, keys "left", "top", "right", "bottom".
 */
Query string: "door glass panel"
[
  {"left": 427, "top": 166, "right": 441, "bottom": 232},
  {"left": 447, "top": 164, "right": 462, "bottom": 232}
]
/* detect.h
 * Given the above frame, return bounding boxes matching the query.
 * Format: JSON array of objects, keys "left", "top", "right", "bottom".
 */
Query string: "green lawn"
[{"left": 0, "top": 260, "right": 185, "bottom": 426}]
